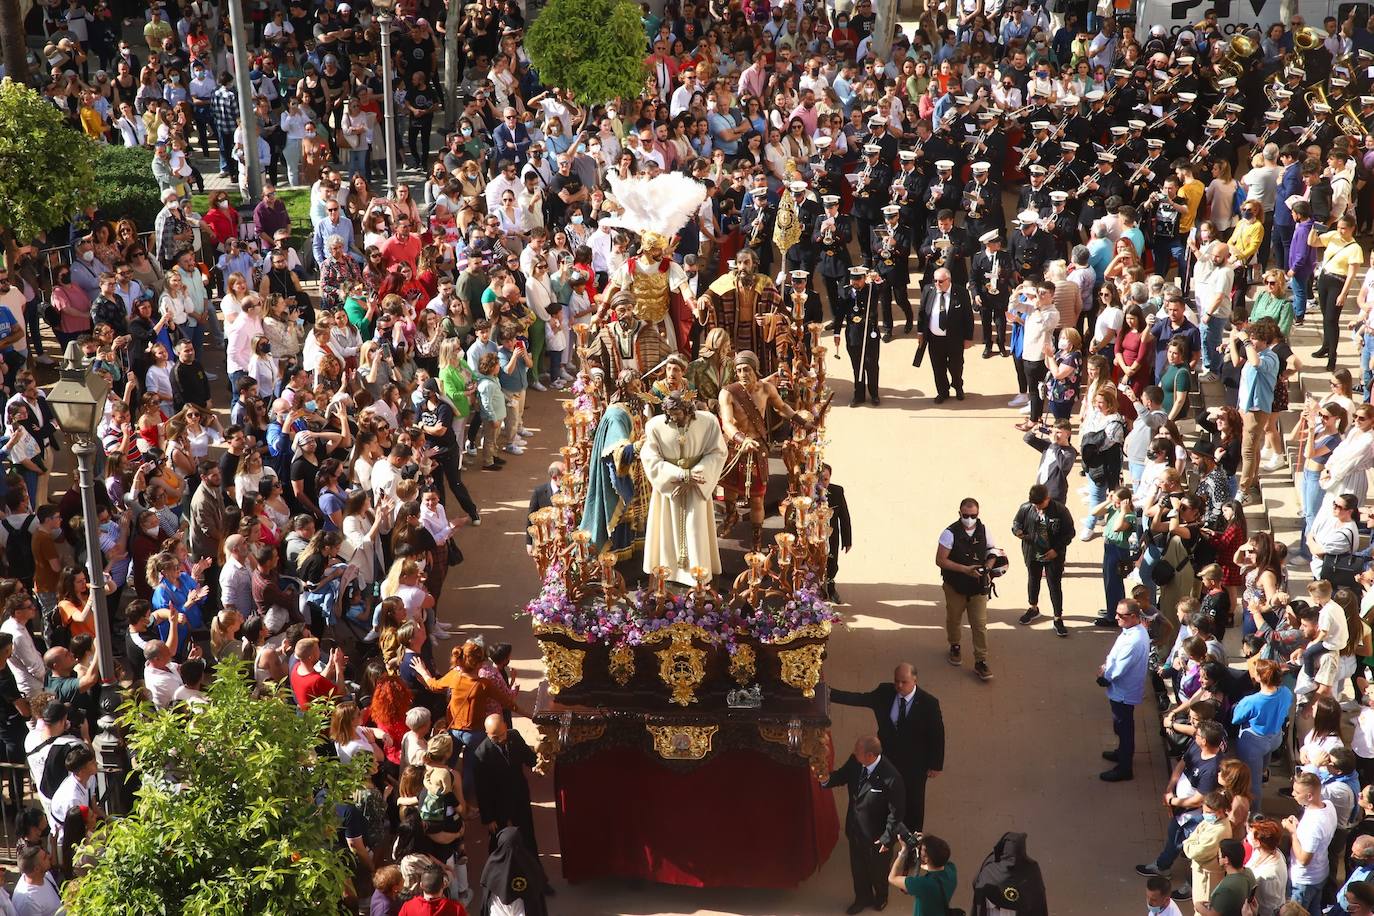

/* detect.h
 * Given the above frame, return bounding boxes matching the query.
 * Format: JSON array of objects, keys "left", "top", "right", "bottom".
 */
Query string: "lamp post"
[
  {"left": 375, "top": 0, "right": 399, "bottom": 194},
  {"left": 225, "top": 0, "right": 263, "bottom": 201},
  {"left": 47, "top": 366, "right": 131, "bottom": 813}
]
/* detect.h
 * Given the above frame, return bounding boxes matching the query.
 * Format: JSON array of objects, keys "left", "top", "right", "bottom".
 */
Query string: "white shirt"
[
  {"left": 23, "top": 730, "right": 80, "bottom": 809},
  {"left": 1289, "top": 801, "right": 1337, "bottom": 884},
  {"left": 3, "top": 618, "right": 44, "bottom": 696},
  {"left": 927, "top": 288, "right": 951, "bottom": 336},
  {"left": 10, "top": 872, "right": 60, "bottom": 916},
  {"left": 144, "top": 662, "right": 185, "bottom": 709},
  {"left": 49, "top": 771, "right": 90, "bottom": 846}
]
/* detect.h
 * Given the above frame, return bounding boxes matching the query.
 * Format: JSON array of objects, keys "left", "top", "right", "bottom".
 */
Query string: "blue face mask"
[
  {"left": 1148, "top": 907, "right": 1165, "bottom": 915},
  {"left": 571, "top": 214, "right": 584, "bottom": 224},
  {"left": 306, "top": 399, "right": 318, "bottom": 412},
  {"left": 1203, "top": 813, "right": 1220, "bottom": 823},
  {"left": 461, "top": 126, "right": 472, "bottom": 136}
]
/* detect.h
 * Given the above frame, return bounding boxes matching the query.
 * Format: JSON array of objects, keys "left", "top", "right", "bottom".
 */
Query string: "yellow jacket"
[
  {"left": 1229, "top": 218, "right": 1265, "bottom": 264},
  {"left": 1182, "top": 816, "right": 1230, "bottom": 905}
]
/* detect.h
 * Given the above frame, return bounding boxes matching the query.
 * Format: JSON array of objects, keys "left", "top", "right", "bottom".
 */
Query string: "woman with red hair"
[{"left": 366, "top": 670, "right": 414, "bottom": 770}]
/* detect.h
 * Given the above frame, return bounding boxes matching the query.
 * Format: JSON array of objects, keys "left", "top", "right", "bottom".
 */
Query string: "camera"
[{"left": 893, "top": 823, "right": 922, "bottom": 872}]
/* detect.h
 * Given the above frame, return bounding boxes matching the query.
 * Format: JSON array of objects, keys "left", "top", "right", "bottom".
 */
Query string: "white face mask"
[
  {"left": 81, "top": 250, "right": 94, "bottom": 262},
  {"left": 961, "top": 516, "right": 977, "bottom": 529},
  {"left": 218, "top": 200, "right": 229, "bottom": 209}
]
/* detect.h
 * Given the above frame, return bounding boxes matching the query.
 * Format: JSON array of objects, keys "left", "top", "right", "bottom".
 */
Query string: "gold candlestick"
[
  {"left": 775, "top": 532, "right": 796, "bottom": 566},
  {"left": 652, "top": 565, "right": 670, "bottom": 598}
]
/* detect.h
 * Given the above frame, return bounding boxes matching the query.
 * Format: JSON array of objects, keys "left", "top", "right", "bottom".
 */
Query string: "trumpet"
[
  {"left": 1073, "top": 171, "right": 1098, "bottom": 198},
  {"left": 1190, "top": 133, "right": 1221, "bottom": 166},
  {"left": 889, "top": 179, "right": 907, "bottom": 206},
  {"left": 1127, "top": 157, "right": 1158, "bottom": 185},
  {"left": 926, "top": 177, "right": 945, "bottom": 209},
  {"left": 1147, "top": 107, "right": 1180, "bottom": 131},
  {"left": 1017, "top": 138, "right": 1043, "bottom": 172},
  {"left": 1294, "top": 119, "right": 1320, "bottom": 147},
  {"left": 1153, "top": 73, "right": 1181, "bottom": 98},
  {"left": 854, "top": 160, "right": 874, "bottom": 194},
  {"left": 963, "top": 184, "right": 984, "bottom": 219},
  {"left": 1004, "top": 102, "right": 1035, "bottom": 122},
  {"left": 964, "top": 126, "right": 991, "bottom": 154},
  {"left": 821, "top": 217, "right": 836, "bottom": 246},
  {"left": 748, "top": 205, "right": 768, "bottom": 247}
]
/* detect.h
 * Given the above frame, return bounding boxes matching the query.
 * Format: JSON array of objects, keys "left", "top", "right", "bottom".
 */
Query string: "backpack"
[
  {"left": 2, "top": 514, "right": 35, "bottom": 580},
  {"left": 28, "top": 736, "right": 76, "bottom": 800},
  {"left": 418, "top": 788, "right": 449, "bottom": 825},
  {"left": 43, "top": 603, "right": 71, "bottom": 650}
]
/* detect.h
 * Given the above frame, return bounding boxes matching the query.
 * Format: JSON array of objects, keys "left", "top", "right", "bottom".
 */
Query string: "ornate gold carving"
[
  {"left": 533, "top": 720, "right": 606, "bottom": 773},
  {"left": 643, "top": 621, "right": 710, "bottom": 706},
  {"left": 759, "top": 724, "right": 833, "bottom": 779},
  {"left": 646, "top": 724, "right": 718, "bottom": 760},
  {"left": 728, "top": 645, "right": 757, "bottom": 686},
  {"left": 777, "top": 643, "right": 826, "bottom": 697},
  {"left": 608, "top": 643, "right": 636, "bottom": 686},
  {"left": 532, "top": 623, "right": 590, "bottom": 642},
  {"left": 768, "top": 621, "right": 832, "bottom": 643},
  {"left": 538, "top": 640, "right": 586, "bottom": 695}
]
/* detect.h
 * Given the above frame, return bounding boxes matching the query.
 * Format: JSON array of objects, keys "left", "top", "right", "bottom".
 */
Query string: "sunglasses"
[{"left": 960, "top": 512, "right": 978, "bottom": 520}]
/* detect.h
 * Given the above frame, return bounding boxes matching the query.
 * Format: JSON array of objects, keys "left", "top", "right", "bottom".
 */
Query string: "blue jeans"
[
  {"left": 347, "top": 148, "right": 369, "bottom": 178},
  {"left": 1081, "top": 481, "right": 1107, "bottom": 536},
  {"left": 1290, "top": 882, "right": 1322, "bottom": 911},
  {"left": 1272, "top": 222, "right": 1295, "bottom": 271},
  {"left": 1290, "top": 274, "right": 1311, "bottom": 320},
  {"left": 1156, "top": 810, "right": 1202, "bottom": 869},
  {"left": 1237, "top": 727, "right": 1284, "bottom": 811},
  {"left": 1152, "top": 240, "right": 1185, "bottom": 279},
  {"left": 1201, "top": 313, "right": 1228, "bottom": 374},
  {"left": 1129, "top": 460, "right": 1145, "bottom": 488},
  {"left": 1361, "top": 333, "right": 1374, "bottom": 401},
  {"left": 215, "top": 127, "right": 238, "bottom": 178},
  {"left": 450, "top": 727, "right": 482, "bottom": 799},
  {"left": 1103, "top": 540, "right": 1131, "bottom": 614},
  {"left": 1300, "top": 468, "right": 1323, "bottom": 558}
]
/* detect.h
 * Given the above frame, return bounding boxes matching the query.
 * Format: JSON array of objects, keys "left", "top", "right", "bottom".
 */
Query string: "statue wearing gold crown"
[{"left": 600, "top": 173, "right": 709, "bottom": 354}]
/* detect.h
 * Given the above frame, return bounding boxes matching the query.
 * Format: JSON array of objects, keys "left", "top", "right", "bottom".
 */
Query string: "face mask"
[
  {"left": 961, "top": 516, "right": 977, "bottom": 529},
  {"left": 1148, "top": 907, "right": 1166, "bottom": 915},
  {"left": 170, "top": 74, "right": 179, "bottom": 83},
  {"left": 571, "top": 214, "right": 584, "bottom": 224},
  {"left": 218, "top": 200, "right": 230, "bottom": 209},
  {"left": 143, "top": 525, "right": 161, "bottom": 537},
  {"left": 1202, "top": 813, "right": 1220, "bottom": 823},
  {"left": 461, "top": 126, "right": 472, "bottom": 136},
  {"left": 81, "top": 250, "right": 94, "bottom": 262},
  {"left": 306, "top": 400, "right": 318, "bottom": 412}
]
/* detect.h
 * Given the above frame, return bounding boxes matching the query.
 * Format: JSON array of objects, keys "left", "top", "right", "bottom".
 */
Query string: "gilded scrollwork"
[
  {"left": 728, "top": 644, "right": 757, "bottom": 686},
  {"left": 538, "top": 639, "right": 586, "bottom": 695},
  {"left": 643, "top": 621, "right": 710, "bottom": 706},
  {"left": 759, "top": 723, "right": 832, "bottom": 779},
  {"left": 646, "top": 724, "right": 718, "bottom": 760},
  {"left": 608, "top": 643, "right": 636, "bottom": 686},
  {"left": 777, "top": 643, "right": 826, "bottom": 698}
]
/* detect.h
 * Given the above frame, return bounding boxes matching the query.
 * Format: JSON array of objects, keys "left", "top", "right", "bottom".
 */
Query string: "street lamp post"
[
  {"left": 47, "top": 366, "right": 131, "bottom": 814},
  {"left": 225, "top": 0, "right": 264, "bottom": 201},
  {"left": 376, "top": 0, "right": 399, "bottom": 194}
]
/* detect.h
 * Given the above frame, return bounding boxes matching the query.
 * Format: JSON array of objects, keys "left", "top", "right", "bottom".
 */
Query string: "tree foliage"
[
  {"left": 524, "top": 0, "right": 646, "bottom": 106},
  {"left": 0, "top": 77, "right": 98, "bottom": 242},
  {"left": 63, "top": 657, "right": 367, "bottom": 916},
  {"left": 93, "top": 145, "right": 163, "bottom": 229}
]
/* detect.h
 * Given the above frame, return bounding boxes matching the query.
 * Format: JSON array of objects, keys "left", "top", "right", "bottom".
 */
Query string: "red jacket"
[{"left": 398, "top": 896, "right": 466, "bottom": 916}]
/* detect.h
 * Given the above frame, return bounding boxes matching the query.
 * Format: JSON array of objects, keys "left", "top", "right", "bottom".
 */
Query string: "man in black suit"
[
  {"left": 471, "top": 714, "right": 543, "bottom": 860},
  {"left": 813, "top": 194, "right": 854, "bottom": 326},
  {"left": 524, "top": 460, "right": 564, "bottom": 553},
  {"left": 829, "top": 663, "right": 944, "bottom": 834},
  {"left": 821, "top": 735, "right": 906, "bottom": 915},
  {"left": 833, "top": 267, "right": 886, "bottom": 406},
  {"left": 915, "top": 267, "right": 974, "bottom": 404},
  {"left": 822, "top": 463, "right": 852, "bottom": 603}
]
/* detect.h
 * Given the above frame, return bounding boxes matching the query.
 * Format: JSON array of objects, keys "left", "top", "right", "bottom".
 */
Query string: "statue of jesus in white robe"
[{"left": 640, "top": 397, "right": 728, "bottom": 585}]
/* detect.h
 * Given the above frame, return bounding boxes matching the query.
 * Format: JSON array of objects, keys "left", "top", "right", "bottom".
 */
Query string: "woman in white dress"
[{"left": 1320, "top": 403, "right": 1374, "bottom": 511}]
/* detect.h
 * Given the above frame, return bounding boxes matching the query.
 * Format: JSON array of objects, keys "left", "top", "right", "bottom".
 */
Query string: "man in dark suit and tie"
[
  {"left": 471, "top": 714, "right": 544, "bottom": 862},
  {"left": 822, "top": 463, "right": 852, "bottom": 603},
  {"left": 524, "top": 460, "right": 565, "bottom": 553},
  {"left": 821, "top": 735, "right": 906, "bottom": 915},
  {"left": 915, "top": 267, "right": 974, "bottom": 404},
  {"left": 829, "top": 663, "right": 945, "bottom": 834}
]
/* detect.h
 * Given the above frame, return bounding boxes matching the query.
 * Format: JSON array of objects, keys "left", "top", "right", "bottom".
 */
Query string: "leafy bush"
[
  {"left": 0, "top": 78, "right": 99, "bottom": 241},
  {"left": 93, "top": 146, "right": 163, "bottom": 228},
  {"left": 525, "top": 0, "right": 647, "bottom": 105}
]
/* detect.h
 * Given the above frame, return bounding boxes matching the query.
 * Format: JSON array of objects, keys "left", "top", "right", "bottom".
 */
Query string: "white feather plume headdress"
[{"left": 603, "top": 172, "right": 708, "bottom": 239}]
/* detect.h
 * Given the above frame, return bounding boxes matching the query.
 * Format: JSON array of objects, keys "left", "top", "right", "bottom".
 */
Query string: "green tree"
[
  {"left": 0, "top": 78, "right": 98, "bottom": 242},
  {"left": 524, "top": 0, "right": 646, "bottom": 106},
  {"left": 63, "top": 657, "right": 367, "bottom": 916}
]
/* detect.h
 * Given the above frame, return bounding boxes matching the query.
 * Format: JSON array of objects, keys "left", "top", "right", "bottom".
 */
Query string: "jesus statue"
[{"left": 640, "top": 393, "right": 728, "bottom": 585}]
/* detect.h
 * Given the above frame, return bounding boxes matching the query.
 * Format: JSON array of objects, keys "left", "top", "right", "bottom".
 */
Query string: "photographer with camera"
[{"left": 887, "top": 833, "right": 957, "bottom": 916}]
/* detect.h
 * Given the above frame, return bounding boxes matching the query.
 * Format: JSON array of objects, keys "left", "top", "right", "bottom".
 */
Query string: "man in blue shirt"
[
  {"left": 1333, "top": 838, "right": 1374, "bottom": 915},
  {"left": 706, "top": 87, "right": 745, "bottom": 157},
  {"left": 496, "top": 329, "right": 533, "bottom": 456},
  {"left": 1272, "top": 145, "right": 1305, "bottom": 269},
  {"left": 1234, "top": 317, "right": 1281, "bottom": 506},
  {"left": 1099, "top": 598, "right": 1150, "bottom": 782}
]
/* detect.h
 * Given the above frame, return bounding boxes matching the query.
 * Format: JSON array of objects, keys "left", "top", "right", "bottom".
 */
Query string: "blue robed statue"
[{"left": 578, "top": 371, "right": 652, "bottom": 560}]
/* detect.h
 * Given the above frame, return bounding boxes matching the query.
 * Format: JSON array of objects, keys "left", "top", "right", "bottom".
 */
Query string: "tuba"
[
  {"left": 1292, "top": 25, "right": 1323, "bottom": 69},
  {"left": 1337, "top": 103, "right": 1365, "bottom": 139},
  {"left": 1305, "top": 83, "right": 1331, "bottom": 115},
  {"left": 1213, "top": 33, "right": 1258, "bottom": 84}
]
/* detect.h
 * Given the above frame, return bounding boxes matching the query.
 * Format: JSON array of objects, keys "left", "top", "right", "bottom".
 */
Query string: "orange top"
[
  {"left": 57, "top": 600, "right": 96, "bottom": 639},
  {"left": 428, "top": 669, "right": 513, "bottom": 732}
]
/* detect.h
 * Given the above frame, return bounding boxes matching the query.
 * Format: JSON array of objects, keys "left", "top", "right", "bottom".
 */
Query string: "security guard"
[
  {"left": 832, "top": 266, "right": 886, "bottom": 407},
  {"left": 872, "top": 205, "right": 913, "bottom": 338},
  {"left": 813, "top": 194, "right": 854, "bottom": 327}
]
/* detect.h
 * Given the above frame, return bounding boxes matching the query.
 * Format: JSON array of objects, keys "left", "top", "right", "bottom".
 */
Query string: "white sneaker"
[
  {"left": 553, "top": 379, "right": 569, "bottom": 390},
  {"left": 531, "top": 381, "right": 548, "bottom": 391},
  {"left": 1260, "top": 454, "right": 1286, "bottom": 471},
  {"left": 503, "top": 443, "right": 526, "bottom": 454},
  {"left": 517, "top": 428, "right": 535, "bottom": 437},
  {"left": 205, "top": 371, "right": 220, "bottom": 381},
  {"left": 470, "top": 516, "right": 481, "bottom": 527},
  {"left": 1079, "top": 529, "right": 1097, "bottom": 542},
  {"left": 1019, "top": 404, "right": 1031, "bottom": 415},
  {"left": 433, "top": 623, "right": 455, "bottom": 639},
  {"left": 1008, "top": 394, "right": 1029, "bottom": 407}
]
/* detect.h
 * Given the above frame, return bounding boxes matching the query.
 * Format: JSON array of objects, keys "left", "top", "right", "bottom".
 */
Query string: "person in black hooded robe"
[
  {"left": 478, "top": 826, "right": 549, "bottom": 916},
  {"left": 971, "top": 832, "right": 1048, "bottom": 916}
]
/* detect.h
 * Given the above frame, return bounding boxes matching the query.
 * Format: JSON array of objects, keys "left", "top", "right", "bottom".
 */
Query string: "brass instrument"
[
  {"left": 747, "top": 201, "right": 769, "bottom": 247},
  {"left": 1294, "top": 119, "right": 1320, "bottom": 147},
  {"left": 1306, "top": 84, "right": 1331, "bottom": 115},
  {"left": 1153, "top": 73, "right": 1181, "bottom": 99},
  {"left": 1213, "top": 34, "right": 1258, "bottom": 84},
  {"left": 1042, "top": 157, "right": 1068, "bottom": 188},
  {"left": 1017, "top": 137, "right": 1043, "bottom": 172},
  {"left": 964, "top": 126, "right": 991, "bottom": 155},
  {"left": 926, "top": 177, "right": 945, "bottom": 209},
  {"left": 933, "top": 229, "right": 950, "bottom": 267},
  {"left": 853, "top": 159, "right": 874, "bottom": 194},
  {"left": 821, "top": 217, "right": 836, "bottom": 246},
  {"left": 1072, "top": 171, "right": 1098, "bottom": 198},
  {"left": 1004, "top": 102, "right": 1035, "bottom": 122},
  {"left": 1292, "top": 25, "right": 1324, "bottom": 70},
  {"left": 1147, "top": 107, "right": 1180, "bottom": 131},
  {"left": 889, "top": 178, "right": 907, "bottom": 206},
  {"left": 985, "top": 251, "right": 1002, "bottom": 295},
  {"left": 1336, "top": 102, "right": 1366, "bottom": 139},
  {"left": 1190, "top": 133, "right": 1222, "bottom": 166},
  {"left": 964, "top": 182, "right": 985, "bottom": 219},
  {"left": 878, "top": 231, "right": 894, "bottom": 260},
  {"left": 1127, "top": 156, "right": 1158, "bottom": 185}
]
